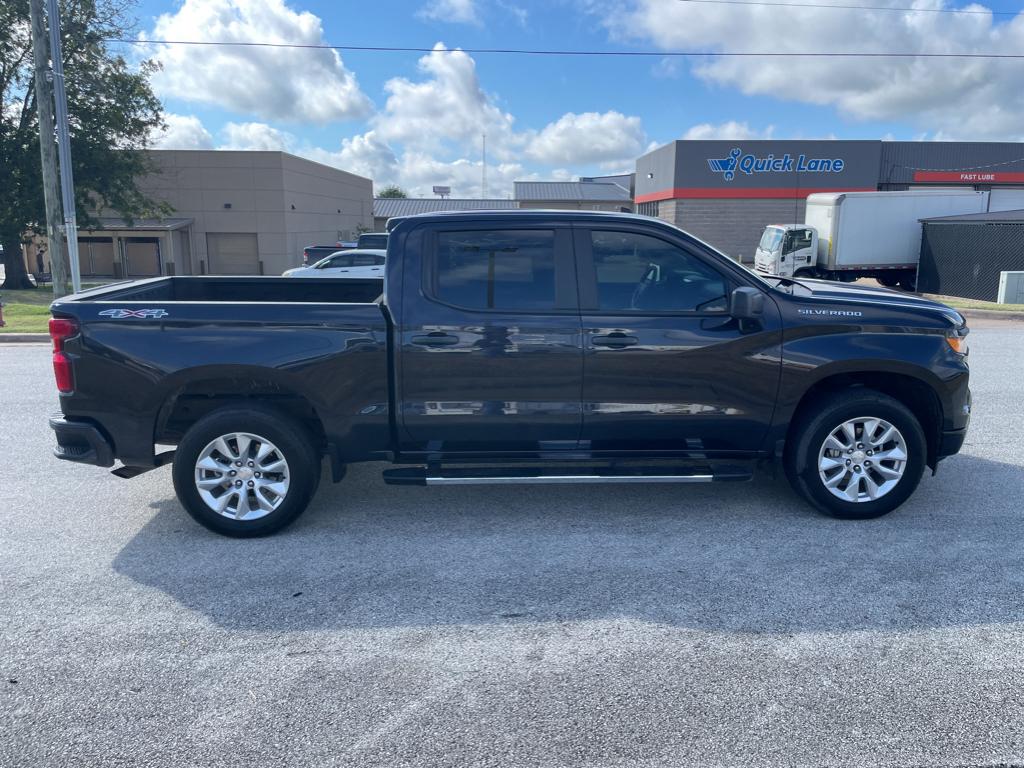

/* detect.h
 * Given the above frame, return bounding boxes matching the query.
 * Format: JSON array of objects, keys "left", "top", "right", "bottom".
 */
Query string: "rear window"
[
  {"left": 358, "top": 234, "right": 388, "bottom": 249},
  {"left": 432, "top": 230, "right": 556, "bottom": 311}
]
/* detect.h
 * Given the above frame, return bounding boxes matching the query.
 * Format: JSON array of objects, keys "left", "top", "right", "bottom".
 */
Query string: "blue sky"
[{"left": 134, "top": 0, "right": 1024, "bottom": 196}]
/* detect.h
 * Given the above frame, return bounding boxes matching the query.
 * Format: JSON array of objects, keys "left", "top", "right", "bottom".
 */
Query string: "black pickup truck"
[{"left": 48, "top": 211, "right": 971, "bottom": 537}]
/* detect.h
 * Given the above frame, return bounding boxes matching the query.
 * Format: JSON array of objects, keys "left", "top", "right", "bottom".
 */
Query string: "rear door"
[
  {"left": 398, "top": 222, "right": 583, "bottom": 453},
  {"left": 576, "top": 224, "right": 782, "bottom": 456}
]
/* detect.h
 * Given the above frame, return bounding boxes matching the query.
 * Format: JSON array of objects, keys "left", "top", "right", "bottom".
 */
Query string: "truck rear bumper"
[{"left": 50, "top": 414, "right": 115, "bottom": 468}]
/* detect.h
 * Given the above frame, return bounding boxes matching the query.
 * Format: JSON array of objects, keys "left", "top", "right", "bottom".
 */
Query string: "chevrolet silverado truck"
[{"left": 48, "top": 211, "right": 971, "bottom": 537}]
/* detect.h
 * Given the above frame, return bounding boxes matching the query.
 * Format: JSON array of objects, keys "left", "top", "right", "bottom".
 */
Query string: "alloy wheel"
[{"left": 193, "top": 432, "right": 291, "bottom": 520}]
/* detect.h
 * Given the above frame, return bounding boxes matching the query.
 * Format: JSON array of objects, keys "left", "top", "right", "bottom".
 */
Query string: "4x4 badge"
[{"left": 99, "top": 308, "right": 169, "bottom": 319}]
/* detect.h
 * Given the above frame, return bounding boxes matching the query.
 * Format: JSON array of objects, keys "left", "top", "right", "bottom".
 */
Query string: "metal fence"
[{"left": 918, "top": 222, "right": 1024, "bottom": 301}]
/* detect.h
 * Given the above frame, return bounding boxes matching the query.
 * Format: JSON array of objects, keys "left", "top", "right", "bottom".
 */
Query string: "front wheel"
[
  {"left": 172, "top": 406, "right": 320, "bottom": 537},
  {"left": 785, "top": 390, "right": 926, "bottom": 519}
]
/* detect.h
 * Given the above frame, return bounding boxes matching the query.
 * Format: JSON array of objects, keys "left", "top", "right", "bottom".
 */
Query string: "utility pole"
[
  {"left": 481, "top": 132, "right": 488, "bottom": 199},
  {"left": 47, "top": 0, "right": 81, "bottom": 294},
  {"left": 28, "top": 0, "right": 69, "bottom": 297}
]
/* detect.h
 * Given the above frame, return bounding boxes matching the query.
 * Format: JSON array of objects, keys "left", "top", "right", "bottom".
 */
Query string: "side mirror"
[{"left": 730, "top": 286, "right": 765, "bottom": 320}]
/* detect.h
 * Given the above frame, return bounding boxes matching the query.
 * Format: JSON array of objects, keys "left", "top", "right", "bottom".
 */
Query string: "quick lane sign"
[
  {"left": 913, "top": 171, "right": 1024, "bottom": 183},
  {"left": 708, "top": 147, "right": 846, "bottom": 182}
]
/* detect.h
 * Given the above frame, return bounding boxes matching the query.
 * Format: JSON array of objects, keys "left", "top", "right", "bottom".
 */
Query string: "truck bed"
[
  {"left": 64, "top": 276, "right": 384, "bottom": 305},
  {"left": 50, "top": 275, "right": 391, "bottom": 467}
]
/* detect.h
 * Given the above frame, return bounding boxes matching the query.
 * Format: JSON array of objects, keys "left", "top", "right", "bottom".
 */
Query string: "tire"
[
  {"left": 784, "top": 390, "right": 927, "bottom": 520},
  {"left": 898, "top": 275, "right": 918, "bottom": 292},
  {"left": 877, "top": 273, "right": 900, "bottom": 288},
  {"left": 172, "top": 405, "right": 320, "bottom": 537}
]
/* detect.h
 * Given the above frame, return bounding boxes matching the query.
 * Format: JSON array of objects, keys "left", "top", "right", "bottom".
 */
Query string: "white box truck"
[{"left": 753, "top": 190, "right": 989, "bottom": 289}]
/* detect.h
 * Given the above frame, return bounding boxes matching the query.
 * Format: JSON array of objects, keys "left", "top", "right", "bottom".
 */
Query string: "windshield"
[{"left": 758, "top": 227, "right": 784, "bottom": 253}]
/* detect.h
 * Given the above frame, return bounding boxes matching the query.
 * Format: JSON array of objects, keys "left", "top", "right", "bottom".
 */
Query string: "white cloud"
[
  {"left": 418, "top": 0, "right": 480, "bottom": 24},
  {"left": 497, "top": 2, "right": 528, "bottom": 26},
  {"left": 602, "top": 0, "right": 1024, "bottom": 140},
  {"left": 397, "top": 152, "right": 523, "bottom": 198},
  {"left": 220, "top": 122, "right": 294, "bottom": 151},
  {"left": 374, "top": 44, "right": 520, "bottom": 160},
  {"left": 332, "top": 46, "right": 649, "bottom": 196},
  {"left": 146, "top": 43, "right": 649, "bottom": 198},
  {"left": 149, "top": 113, "right": 214, "bottom": 149},
  {"left": 526, "top": 111, "right": 646, "bottom": 166},
  {"left": 148, "top": 0, "right": 372, "bottom": 124},
  {"left": 682, "top": 121, "right": 775, "bottom": 141}
]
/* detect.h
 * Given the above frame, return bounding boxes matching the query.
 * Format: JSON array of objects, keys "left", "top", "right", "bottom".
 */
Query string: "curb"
[
  {"left": 0, "top": 333, "right": 50, "bottom": 343},
  {"left": 956, "top": 308, "right": 1024, "bottom": 323}
]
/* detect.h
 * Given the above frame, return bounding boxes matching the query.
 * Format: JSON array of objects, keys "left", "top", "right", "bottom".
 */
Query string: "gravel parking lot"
[{"left": 2, "top": 321, "right": 1024, "bottom": 767}]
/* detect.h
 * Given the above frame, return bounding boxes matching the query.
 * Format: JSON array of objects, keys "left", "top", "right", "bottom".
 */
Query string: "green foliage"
[
  {"left": 0, "top": 303, "right": 50, "bottom": 333},
  {"left": 377, "top": 184, "right": 408, "bottom": 199},
  {"left": 0, "top": 0, "right": 167, "bottom": 289}
]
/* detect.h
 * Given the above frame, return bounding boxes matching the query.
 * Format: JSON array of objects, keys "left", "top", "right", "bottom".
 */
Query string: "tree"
[
  {"left": 377, "top": 184, "right": 408, "bottom": 199},
  {"left": 1, "top": 0, "right": 165, "bottom": 290}
]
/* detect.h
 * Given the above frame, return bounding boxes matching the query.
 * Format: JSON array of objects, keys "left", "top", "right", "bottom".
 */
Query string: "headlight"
[{"left": 946, "top": 328, "right": 969, "bottom": 356}]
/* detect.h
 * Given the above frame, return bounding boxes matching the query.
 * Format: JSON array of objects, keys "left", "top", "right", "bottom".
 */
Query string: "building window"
[{"left": 636, "top": 201, "right": 660, "bottom": 218}]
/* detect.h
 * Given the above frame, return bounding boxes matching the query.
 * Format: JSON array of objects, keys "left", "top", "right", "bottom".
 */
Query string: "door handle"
[
  {"left": 592, "top": 333, "right": 639, "bottom": 348},
  {"left": 411, "top": 332, "right": 460, "bottom": 347}
]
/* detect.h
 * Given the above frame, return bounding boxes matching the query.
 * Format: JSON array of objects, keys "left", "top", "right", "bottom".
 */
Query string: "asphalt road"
[{"left": 3, "top": 324, "right": 1024, "bottom": 767}]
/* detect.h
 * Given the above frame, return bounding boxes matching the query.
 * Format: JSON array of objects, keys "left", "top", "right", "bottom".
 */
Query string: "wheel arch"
[
  {"left": 153, "top": 366, "right": 327, "bottom": 451},
  {"left": 785, "top": 368, "right": 944, "bottom": 469}
]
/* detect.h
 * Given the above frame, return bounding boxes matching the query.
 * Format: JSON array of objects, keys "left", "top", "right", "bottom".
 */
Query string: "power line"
[
  {"left": 677, "top": 0, "right": 1022, "bottom": 16},
  {"left": 105, "top": 38, "right": 1024, "bottom": 58}
]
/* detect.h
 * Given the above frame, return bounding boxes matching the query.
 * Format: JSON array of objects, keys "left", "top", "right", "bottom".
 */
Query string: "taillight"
[
  {"left": 302, "top": 249, "right": 309, "bottom": 265},
  {"left": 49, "top": 317, "right": 79, "bottom": 393}
]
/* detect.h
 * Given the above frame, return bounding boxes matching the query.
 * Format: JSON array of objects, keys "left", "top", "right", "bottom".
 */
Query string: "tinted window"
[
  {"left": 321, "top": 253, "right": 385, "bottom": 268},
  {"left": 433, "top": 230, "right": 556, "bottom": 311},
  {"left": 590, "top": 231, "right": 728, "bottom": 313},
  {"left": 358, "top": 234, "right": 388, "bottom": 249}
]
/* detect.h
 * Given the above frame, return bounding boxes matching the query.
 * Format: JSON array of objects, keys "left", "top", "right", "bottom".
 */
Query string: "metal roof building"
[
  {"left": 372, "top": 198, "right": 516, "bottom": 229},
  {"left": 918, "top": 208, "right": 1024, "bottom": 301},
  {"left": 514, "top": 181, "right": 632, "bottom": 211},
  {"left": 920, "top": 209, "right": 1024, "bottom": 224}
]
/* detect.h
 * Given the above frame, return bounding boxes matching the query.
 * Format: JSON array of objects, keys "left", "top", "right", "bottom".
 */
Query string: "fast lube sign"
[{"left": 708, "top": 147, "right": 846, "bottom": 182}]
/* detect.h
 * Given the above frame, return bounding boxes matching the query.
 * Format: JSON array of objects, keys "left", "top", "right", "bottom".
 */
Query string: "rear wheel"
[
  {"left": 877, "top": 273, "right": 900, "bottom": 288},
  {"left": 172, "top": 406, "right": 320, "bottom": 537},
  {"left": 785, "top": 390, "right": 926, "bottom": 519}
]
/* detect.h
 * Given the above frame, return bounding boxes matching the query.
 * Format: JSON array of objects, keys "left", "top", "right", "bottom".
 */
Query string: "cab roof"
[{"left": 386, "top": 209, "right": 650, "bottom": 231}]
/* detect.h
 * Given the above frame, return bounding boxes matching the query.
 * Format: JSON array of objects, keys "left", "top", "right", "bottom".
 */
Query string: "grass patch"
[
  {"left": 1, "top": 288, "right": 59, "bottom": 306},
  {"left": 924, "top": 294, "right": 1024, "bottom": 313},
  {"left": 0, "top": 303, "right": 51, "bottom": 333}
]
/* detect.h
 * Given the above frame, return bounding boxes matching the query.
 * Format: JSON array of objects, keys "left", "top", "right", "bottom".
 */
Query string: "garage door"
[
  {"left": 124, "top": 238, "right": 161, "bottom": 277},
  {"left": 207, "top": 233, "right": 259, "bottom": 275},
  {"left": 77, "top": 237, "right": 115, "bottom": 277}
]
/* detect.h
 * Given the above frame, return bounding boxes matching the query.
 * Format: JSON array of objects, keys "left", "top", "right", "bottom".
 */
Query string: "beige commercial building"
[{"left": 27, "top": 150, "right": 373, "bottom": 279}]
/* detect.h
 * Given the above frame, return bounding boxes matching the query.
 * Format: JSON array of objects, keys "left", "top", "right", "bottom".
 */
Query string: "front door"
[
  {"left": 782, "top": 227, "right": 816, "bottom": 273},
  {"left": 399, "top": 224, "right": 582, "bottom": 453},
  {"left": 576, "top": 225, "right": 782, "bottom": 456}
]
